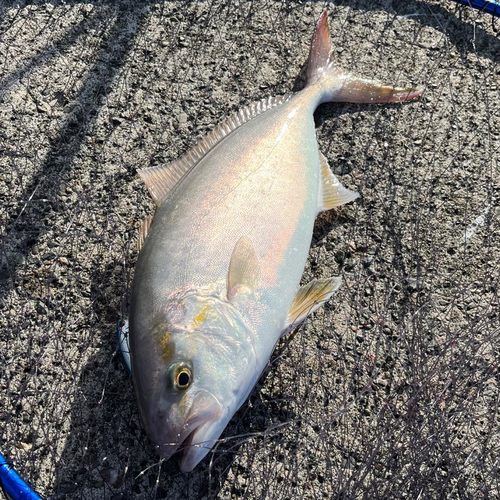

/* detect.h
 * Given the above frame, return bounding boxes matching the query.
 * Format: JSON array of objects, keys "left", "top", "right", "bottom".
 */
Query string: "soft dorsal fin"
[
  {"left": 319, "top": 153, "right": 359, "bottom": 211},
  {"left": 287, "top": 277, "right": 341, "bottom": 327},
  {"left": 139, "top": 95, "right": 292, "bottom": 206},
  {"left": 138, "top": 215, "right": 153, "bottom": 252},
  {"left": 227, "top": 236, "right": 260, "bottom": 300}
]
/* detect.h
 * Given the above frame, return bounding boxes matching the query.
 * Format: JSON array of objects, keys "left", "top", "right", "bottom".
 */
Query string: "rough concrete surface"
[{"left": 0, "top": 1, "right": 499, "bottom": 499}]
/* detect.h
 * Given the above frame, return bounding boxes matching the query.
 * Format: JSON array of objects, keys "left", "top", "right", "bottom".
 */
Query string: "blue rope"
[
  {"left": 0, "top": 452, "right": 44, "bottom": 500},
  {"left": 450, "top": 0, "right": 500, "bottom": 17}
]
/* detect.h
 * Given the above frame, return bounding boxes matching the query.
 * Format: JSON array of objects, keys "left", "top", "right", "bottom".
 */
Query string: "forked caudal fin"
[{"left": 307, "top": 12, "right": 422, "bottom": 104}]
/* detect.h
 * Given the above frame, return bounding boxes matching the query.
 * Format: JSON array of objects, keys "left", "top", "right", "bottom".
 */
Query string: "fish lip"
[
  {"left": 179, "top": 415, "right": 222, "bottom": 472},
  {"left": 155, "top": 391, "right": 223, "bottom": 465}
]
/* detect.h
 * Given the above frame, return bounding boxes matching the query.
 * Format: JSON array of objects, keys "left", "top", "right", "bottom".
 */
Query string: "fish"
[{"left": 128, "top": 11, "right": 421, "bottom": 472}]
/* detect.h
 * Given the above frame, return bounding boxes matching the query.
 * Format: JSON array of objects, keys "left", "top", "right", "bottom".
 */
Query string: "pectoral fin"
[
  {"left": 138, "top": 215, "right": 153, "bottom": 252},
  {"left": 287, "top": 277, "right": 341, "bottom": 327},
  {"left": 320, "top": 153, "right": 358, "bottom": 211},
  {"left": 227, "top": 237, "right": 260, "bottom": 300}
]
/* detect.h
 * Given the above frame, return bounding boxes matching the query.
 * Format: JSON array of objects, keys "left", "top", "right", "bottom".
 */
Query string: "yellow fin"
[
  {"left": 320, "top": 153, "right": 359, "bottom": 211},
  {"left": 227, "top": 237, "right": 260, "bottom": 300},
  {"left": 138, "top": 95, "right": 292, "bottom": 206},
  {"left": 287, "top": 277, "right": 341, "bottom": 326},
  {"left": 138, "top": 215, "right": 153, "bottom": 252}
]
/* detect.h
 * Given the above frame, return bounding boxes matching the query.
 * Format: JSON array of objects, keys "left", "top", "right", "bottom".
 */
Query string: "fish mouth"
[
  {"left": 156, "top": 391, "right": 223, "bottom": 471},
  {"left": 179, "top": 416, "right": 222, "bottom": 472}
]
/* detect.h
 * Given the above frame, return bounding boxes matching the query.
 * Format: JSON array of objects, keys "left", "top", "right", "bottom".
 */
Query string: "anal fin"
[
  {"left": 287, "top": 277, "right": 341, "bottom": 327},
  {"left": 320, "top": 153, "right": 359, "bottom": 211},
  {"left": 138, "top": 215, "right": 153, "bottom": 252}
]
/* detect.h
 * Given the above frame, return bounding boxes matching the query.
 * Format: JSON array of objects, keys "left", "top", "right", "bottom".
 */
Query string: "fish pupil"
[{"left": 178, "top": 371, "right": 190, "bottom": 387}]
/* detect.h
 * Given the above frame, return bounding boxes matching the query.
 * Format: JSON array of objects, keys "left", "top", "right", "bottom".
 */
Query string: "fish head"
[{"left": 131, "top": 288, "right": 257, "bottom": 472}]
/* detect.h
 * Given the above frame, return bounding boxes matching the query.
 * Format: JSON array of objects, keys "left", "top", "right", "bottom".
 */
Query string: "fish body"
[
  {"left": 135, "top": 87, "right": 321, "bottom": 362},
  {"left": 129, "top": 12, "right": 421, "bottom": 472}
]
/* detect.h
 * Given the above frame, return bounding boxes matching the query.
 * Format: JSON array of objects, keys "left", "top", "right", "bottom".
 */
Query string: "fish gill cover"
[{"left": 0, "top": 1, "right": 499, "bottom": 499}]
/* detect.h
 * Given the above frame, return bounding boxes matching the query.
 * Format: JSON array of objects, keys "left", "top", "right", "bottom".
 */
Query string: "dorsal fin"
[
  {"left": 139, "top": 94, "right": 292, "bottom": 206},
  {"left": 319, "top": 152, "right": 359, "bottom": 211},
  {"left": 138, "top": 215, "right": 153, "bottom": 252}
]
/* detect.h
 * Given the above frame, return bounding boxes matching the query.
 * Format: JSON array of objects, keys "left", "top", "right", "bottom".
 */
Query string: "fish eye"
[
  {"left": 176, "top": 369, "right": 190, "bottom": 388},
  {"left": 168, "top": 362, "right": 193, "bottom": 391},
  {"left": 175, "top": 368, "right": 191, "bottom": 389}
]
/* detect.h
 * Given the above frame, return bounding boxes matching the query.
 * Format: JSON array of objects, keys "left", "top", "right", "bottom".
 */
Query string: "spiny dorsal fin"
[
  {"left": 227, "top": 236, "right": 260, "bottom": 300},
  {"left": 138, "top": 215, "right": 153, "bottom": 252},
  {"left": 287, "top": 277, "right": 341, "bottom": 327},
  {"left": 139, "top": 94, "right": 292, "bottom": 206},
  {"left": 319, "top": 152, "right": 359, "bottom": 211}
]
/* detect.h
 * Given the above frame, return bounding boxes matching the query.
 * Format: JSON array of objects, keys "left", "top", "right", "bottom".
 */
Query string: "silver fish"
[{"left": 129, "top": 12, "right": 421, "bottom": 472}]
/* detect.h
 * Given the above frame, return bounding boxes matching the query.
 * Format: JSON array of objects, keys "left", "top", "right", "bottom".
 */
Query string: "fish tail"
[{"left": 307, "top": 12, "right": 422, "bottom": 104}]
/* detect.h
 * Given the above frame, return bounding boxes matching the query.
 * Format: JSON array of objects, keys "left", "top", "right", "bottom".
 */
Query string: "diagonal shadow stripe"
[
  {"left": 0, "top": 4, "right": 111, "bottom": 100},
  {"left": 324, "top": 0, "right": 500, "bottom": 64},
  {"left": 0, "top": 3, "right": 148, "bottom": 302}
]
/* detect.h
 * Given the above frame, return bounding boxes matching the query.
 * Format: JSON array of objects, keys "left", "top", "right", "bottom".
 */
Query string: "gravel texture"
[{"left": 0, "top": 1, "right": 499, "bottom": 499}]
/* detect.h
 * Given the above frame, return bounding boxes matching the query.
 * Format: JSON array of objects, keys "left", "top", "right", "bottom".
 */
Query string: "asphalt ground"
[{"left": 0, "top": 1, "right": 499, "bottom": 498}]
